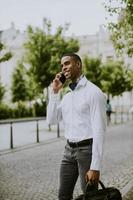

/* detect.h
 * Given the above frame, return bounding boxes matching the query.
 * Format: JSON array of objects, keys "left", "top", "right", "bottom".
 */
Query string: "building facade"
[
  {"left": 0, "top": 24, "right": 26, "bottom": 101},
  {"left": 77, "top": 25, "right": 117, "bottom": 62}
]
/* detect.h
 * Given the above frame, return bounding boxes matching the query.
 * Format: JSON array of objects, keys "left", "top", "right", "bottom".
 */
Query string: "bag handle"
[
  {"left": 85, "top": 180, "right": 106, "bottom": 192},
  {"left": 99, "top": 180, "right": 106, "bottom": 189},
  {"left": 84, "top": 180, "right": 107, "bottom": 200}
]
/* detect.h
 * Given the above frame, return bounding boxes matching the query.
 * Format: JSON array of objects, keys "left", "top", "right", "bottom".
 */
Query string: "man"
[
  {"left": 106, "top": 99, "right": 112, "bottom": 126},
  {"left": 47, "top": 53, "right": 106, "bottom": 200}
]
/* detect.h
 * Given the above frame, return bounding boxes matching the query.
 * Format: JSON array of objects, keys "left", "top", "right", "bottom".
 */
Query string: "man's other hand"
[{"left": 85, "top": 170, "right": 100, "bottom": 185}]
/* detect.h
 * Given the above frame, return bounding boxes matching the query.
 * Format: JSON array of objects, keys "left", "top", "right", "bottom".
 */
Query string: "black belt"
[{"left": 67, "top": 138, "right": 93, "bottom": 148}]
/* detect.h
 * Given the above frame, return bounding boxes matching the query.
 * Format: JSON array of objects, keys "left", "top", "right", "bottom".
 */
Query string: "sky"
[{"left": 0, "top": 0, "right": 118, "bottom": 36}]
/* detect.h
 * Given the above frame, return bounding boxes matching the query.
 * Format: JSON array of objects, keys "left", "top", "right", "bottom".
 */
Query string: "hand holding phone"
[
  {"left": 59, "top": 73, "right": 66, "bottom": 84},
  {"left": 52, "top": 73, "right": 66, "bottom": 93}
]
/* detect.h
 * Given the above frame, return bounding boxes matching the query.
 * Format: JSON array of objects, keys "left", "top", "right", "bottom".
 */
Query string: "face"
[{"left": 61, "top": 56, "right": 81, "bottom": 82}]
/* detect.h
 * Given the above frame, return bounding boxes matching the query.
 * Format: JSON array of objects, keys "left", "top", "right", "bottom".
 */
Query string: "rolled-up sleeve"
[{"left": 90, "top": 91, "right": 107, "bottom": 170}]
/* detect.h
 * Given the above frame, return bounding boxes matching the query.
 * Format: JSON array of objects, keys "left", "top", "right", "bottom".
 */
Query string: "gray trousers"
[{"left": 58, "top": 142, "right": 92, "bottom": 200}]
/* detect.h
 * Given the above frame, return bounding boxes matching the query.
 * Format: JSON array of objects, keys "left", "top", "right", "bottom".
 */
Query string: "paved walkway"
[{"left": 0, "top": 122, "right": 133, "bottom": 200}]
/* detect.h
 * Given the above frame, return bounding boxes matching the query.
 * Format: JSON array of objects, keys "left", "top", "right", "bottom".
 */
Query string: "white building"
[
  {"left": 0, "top": 23, "right": 26, "bottom": 101},
  {"left": 76, "top": 25, "right": 133, "bottom": 67},
  {"left": 77, "top": 25, "right": 117, "bottom": 62}
]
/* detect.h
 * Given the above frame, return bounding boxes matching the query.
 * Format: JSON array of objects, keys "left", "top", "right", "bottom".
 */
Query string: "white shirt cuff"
[{"left": 90, "top": 157, "right": 102, "bottom": 171}]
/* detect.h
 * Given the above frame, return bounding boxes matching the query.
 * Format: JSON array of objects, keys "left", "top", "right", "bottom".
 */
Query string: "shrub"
[{"left": 0, "top": 104, "right": 13, "bottom": 119}]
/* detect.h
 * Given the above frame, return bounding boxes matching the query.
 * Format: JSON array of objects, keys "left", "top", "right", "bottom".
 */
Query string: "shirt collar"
[
  {"left": 77, "top": 75, "right": 88, "bottom": 88},
  {"left": 69, "top": 74, "right": 87, "bottom": 91}
]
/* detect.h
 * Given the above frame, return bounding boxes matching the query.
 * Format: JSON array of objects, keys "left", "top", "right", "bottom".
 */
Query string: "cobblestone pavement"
[{"left": 0, "top": 122, "right": 133, "bottom": 200}]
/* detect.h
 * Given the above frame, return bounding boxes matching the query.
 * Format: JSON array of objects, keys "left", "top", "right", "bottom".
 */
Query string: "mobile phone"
[{"left": 59, "top": 73, "right": 66, "bottom": 84}]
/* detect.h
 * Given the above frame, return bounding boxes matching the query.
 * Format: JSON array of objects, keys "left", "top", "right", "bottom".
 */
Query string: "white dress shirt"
[{"left": 47, "top": 76, "right": 107, "bottom": 170}]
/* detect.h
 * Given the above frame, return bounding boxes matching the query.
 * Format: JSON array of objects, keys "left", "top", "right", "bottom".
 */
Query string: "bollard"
[
  {"left": 121, "top": 111, "right": 124, "bottom": 124},
  {"left": 48, "top": 124, "right": 51, "bottom": 131},
  {"left": 127, "top": 111, "right": 130, "bottom": 121},
  {"left": 114, "top": 111, "right": 117, "bottom": 124},
  {"left": 10, "top": 122, "right": 13, "bottom": 149},
  {"left": 57, "top": 123, "right": 60, "bottom": 138},
  {"left": 36, "top": 120, "right": 39, "bottom": 143}
]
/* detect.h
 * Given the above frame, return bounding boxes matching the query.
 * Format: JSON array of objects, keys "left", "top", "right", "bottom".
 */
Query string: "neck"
[{"left": 71, "top": 73, "right": 82, "bottom": 83}]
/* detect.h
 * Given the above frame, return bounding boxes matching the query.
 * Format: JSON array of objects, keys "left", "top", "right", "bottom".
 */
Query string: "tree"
[
  {"left": 24, "top": 19, "right": 79, "bottom": 91},
  {"left": 105, "top": 0, "right": 133, "bottom": 56},
  {"left": 11, "top": 62, "right": 32, "bottom": 117},
  {"left": 26, "top": 70, "right": 43, "bottom": 116},
  {"left": 82, "top": 56, "right": 102, "bottom": 88},
  {"left": 11, "top": 62, "right": 28, "bottom": 103},
  {"left": 82, "top": 56, "right": 133, "bottom": 98},
  {"left": 124, "top": 67, "right": 133, "bottom": 91},
  {"left": 26, "top": 70, "right": 41, "bottom": 101},
  {"left": 100, "top": 60, "right": 131, "bottom": 97},
  {"left": 0, "top": 84, "right": 5, "bottom": 103},
  {"left": 0, "top": 42, "right": 12, "bottom": 63},
  {"left": 0, "top": 42, "right": 12, "bottom": 102}
]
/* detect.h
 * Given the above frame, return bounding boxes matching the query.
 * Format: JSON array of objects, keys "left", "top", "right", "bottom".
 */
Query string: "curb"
[{"left": 0, "top": 136, "right": 65, "bottom": 156}]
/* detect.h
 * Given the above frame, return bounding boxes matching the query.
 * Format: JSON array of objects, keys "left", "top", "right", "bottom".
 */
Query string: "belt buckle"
[{"left": 68, "top": 140, "right": 80, "bottom": 148}]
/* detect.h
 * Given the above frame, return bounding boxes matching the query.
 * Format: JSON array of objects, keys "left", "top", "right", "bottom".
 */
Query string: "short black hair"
[{"left": 61, "top": 53, "right": 82, "bottom": 67}]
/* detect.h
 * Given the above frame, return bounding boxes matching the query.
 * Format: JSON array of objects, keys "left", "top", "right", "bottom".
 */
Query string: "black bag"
[{"left": 75, "top": 181, "right": 122, "bottom": 200}]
